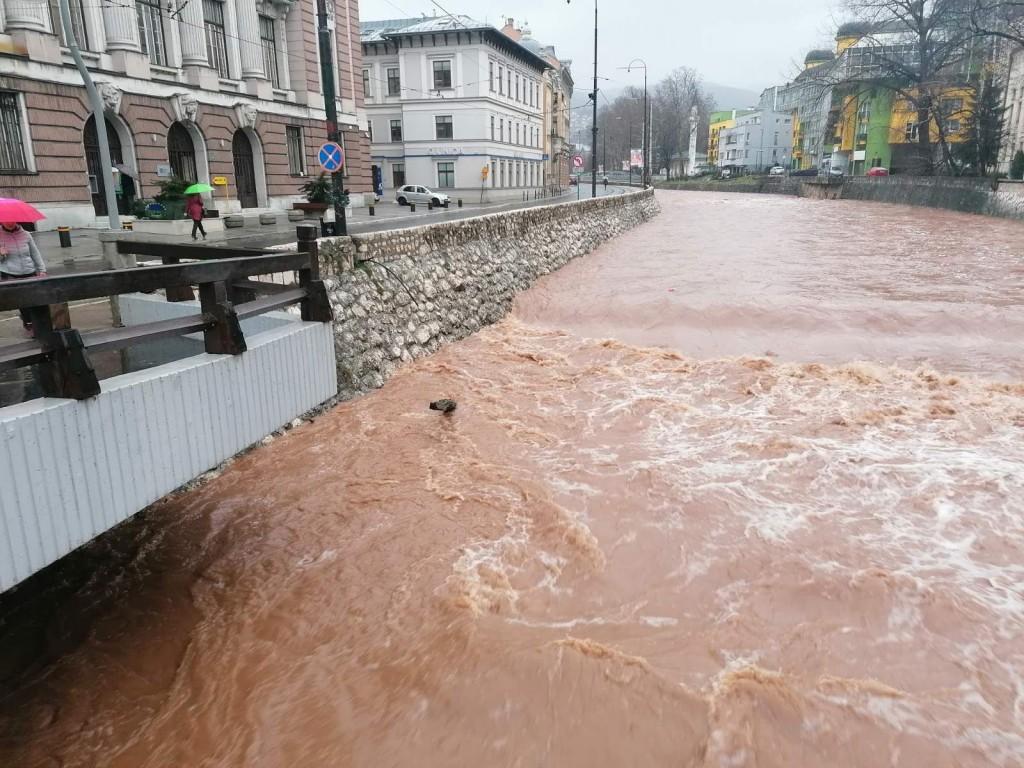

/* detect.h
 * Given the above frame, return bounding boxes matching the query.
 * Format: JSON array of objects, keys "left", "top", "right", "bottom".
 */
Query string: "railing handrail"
[
  {"left": 0, "top": 228, "right": 330, "bottom": 401},
  {"left": 0, "top": 252, "right": 307, "bottom": 311}
]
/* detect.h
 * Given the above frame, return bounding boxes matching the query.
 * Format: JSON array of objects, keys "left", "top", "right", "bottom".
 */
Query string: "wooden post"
[
  {"left": 296, "top": 225, "right": 332, "bottom": 322},
  {"left": 162, "top": 255, "right": 196, "bottom": 302},
  {"left": 296, "top": 225, "right": 320, "bottom": 279},
  {"left": 27, "top": 306, "right": 100, "bottom": 399},
  {"left": 198, "top": 280, "right": 246, "bottom": 355}
]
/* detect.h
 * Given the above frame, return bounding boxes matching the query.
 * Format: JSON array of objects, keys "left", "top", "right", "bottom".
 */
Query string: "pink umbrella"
[{"left": 0, "top": 198, "right": 45, "bottom": 223}]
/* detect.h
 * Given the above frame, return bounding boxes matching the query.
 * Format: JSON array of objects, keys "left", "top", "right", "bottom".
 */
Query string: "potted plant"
[{"left": 295, "top": 172, "right": 333, "bottom": 214}]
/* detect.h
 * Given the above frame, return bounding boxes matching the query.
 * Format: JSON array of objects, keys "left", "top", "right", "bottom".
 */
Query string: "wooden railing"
[{"left": 0, "top": 226, "right": 330, "bottom": 400}]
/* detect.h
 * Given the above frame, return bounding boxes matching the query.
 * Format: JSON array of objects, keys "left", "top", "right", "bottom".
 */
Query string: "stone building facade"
[{"left": 0, "top": 0, "right": 371, "bottom": 229}]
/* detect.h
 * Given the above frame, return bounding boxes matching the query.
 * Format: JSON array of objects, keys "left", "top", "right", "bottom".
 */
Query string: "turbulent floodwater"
[{"left": 2, "top": 191, "right": 1023, "bottom": 766}]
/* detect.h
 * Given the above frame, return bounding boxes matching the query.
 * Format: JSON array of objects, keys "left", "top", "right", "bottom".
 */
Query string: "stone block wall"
[{"left": 317, "top": 189, "right": 659, "bottom": 399}]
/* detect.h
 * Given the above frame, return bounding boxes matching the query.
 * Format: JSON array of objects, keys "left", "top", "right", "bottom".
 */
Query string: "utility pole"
[
  {"left": 316, "top": 0, "right": 347, "bottom": 235},
  {"left": 59, "top": 0, "right": 118, "bottom": 229},
  {"left": 623, "top": 60, "right": 648, "bottom": 186},
  {"left": 567, "top": 0, "right": 598, "bottom": 198}
]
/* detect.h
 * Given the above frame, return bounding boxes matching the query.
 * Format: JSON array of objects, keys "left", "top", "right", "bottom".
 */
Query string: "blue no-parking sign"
[{"left": 318, "top": 142, "right": 344, "bottom": 172}]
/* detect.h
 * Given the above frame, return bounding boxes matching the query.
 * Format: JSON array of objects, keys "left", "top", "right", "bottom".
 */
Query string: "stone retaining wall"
[{"left": 315, "top": 189, "right": 659, "bottom": 399}]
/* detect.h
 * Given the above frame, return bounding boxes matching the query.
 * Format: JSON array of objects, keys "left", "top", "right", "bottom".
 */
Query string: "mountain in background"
[
  {"left": 704, "top": 82, "right": 761, "bottom": 111},
  {"left": 584, "top": 82, "right": 762, "bottom": 112}
]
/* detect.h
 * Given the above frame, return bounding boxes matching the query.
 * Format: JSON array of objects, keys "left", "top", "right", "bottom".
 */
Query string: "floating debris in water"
[{"left": 429, "top": 399, "right": 457, "bottom": 414}]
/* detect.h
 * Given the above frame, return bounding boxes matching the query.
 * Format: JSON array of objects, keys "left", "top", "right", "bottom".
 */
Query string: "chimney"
[{"left": 501, "top": 18, "right": 522, "bottom": 41}]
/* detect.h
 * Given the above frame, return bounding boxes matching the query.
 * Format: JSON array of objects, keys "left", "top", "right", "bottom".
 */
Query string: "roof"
[
  {"left": 804, "top": 49, "right": 834, "bottom": 64},
  {"left": 361, "top": 16, "right": 552, "bottom": 72}
]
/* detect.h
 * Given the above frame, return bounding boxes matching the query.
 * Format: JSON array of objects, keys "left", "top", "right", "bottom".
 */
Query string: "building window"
[
  {"left": 905, "top": 121, "right": 918, "bottom": 141},
  {"left": 432, "top": 60, "right": 452, "bottom": 89},
  {"left": 367, "top": 120, "right": 373, "bottom": 141},
  {"left": 259, "top": 15, "right": 280, "bottom": 88},
  {"left": 515, "top": 123, "right": 520, "bottom": 145},
  {"left": 499, "top": 160, "right": 505, "bottom": 187},
  {"left": 437, "top": 161, "right": 455, "bottom": 188},
  {"left": 507, "top": 70, "right": 511, "bottom": 97},
  {"left": 489, "top": 61, "right": 495, "bottom": 91},
  {"left": 498, "top": 66, "right": 504, "bottom": 95},
  {"left": 516, "top": 162, "right": 521, "bottom": 186},
  {"left": 363, "top": 69, "right": 371, "bottom": 100},
  {"left": 515, "top": 74, "right": 519, "bottom": 101},
  {"left": 387, "top": 67, "right": 400, "bottom": 96},
  {"left": 945, "top": 118, "right": 961, "bottom": 134},
  {"left": 49, "top": 0, "right": 89, "bottom": 49},
  {"left": 136, "top": 0, "right": 166, "bottom": 65},
  {"left": 435, "top": 115, "right": 453, "bottom": 140},
  {"left": 392, "top": 162, "right": 405, "bottom": 187},
  {"left": 491, "top": 115, "right": 495, "bottom": 140},
  {"left": 167, "top": 122, "right": 197, "bottom": 182},
  {"left": 0, "top": 92, "right": 30, "bottom": 173},
  {"left": 390, "top": 119, "right": 402, "bottom": 142},
  {"left": 203, "top": 0, "right": 229, "bottom": 78},
  {"left": 500, "top": 119, "right": 504, "bottom": 142},
  {"left": 286, "top": 126, "right": 305, "bottom": 175}
]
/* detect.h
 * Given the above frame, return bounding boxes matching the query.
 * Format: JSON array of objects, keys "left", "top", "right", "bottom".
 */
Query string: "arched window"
[{"left": 168, "top": 123, "right": 197, "bottom": 181}]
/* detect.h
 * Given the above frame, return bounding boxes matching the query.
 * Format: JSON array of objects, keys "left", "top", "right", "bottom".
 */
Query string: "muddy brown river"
[{"left": 1, "top": 191, "right": 1023, "bottom": 766}]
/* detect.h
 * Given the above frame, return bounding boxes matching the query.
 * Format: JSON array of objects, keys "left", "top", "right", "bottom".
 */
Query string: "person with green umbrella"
[{"left": 183, "top": 183, "right": 213, "bottom": 240}]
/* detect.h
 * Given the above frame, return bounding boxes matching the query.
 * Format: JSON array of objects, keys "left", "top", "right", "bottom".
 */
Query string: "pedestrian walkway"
[{"left": 32, "top": 190, "right": 586, "bottom": 274}]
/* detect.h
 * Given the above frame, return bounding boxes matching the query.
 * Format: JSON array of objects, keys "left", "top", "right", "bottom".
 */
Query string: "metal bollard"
[
  {"left": 368, "top": 205, "right": 375, "bottom": 216},
  {"left": 58, "top": 226, "right": 72, "bottom": 247},
  {"left": 457, "top": 199, "right": 463, "bottom": 208},
  {"left": 409, "top": 202, "right": 416, "bottom": 212}
]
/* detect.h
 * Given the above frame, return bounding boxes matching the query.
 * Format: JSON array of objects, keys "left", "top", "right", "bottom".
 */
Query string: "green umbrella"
[{"left": 184, "top": 183, "right": 214, "bottom": 194}]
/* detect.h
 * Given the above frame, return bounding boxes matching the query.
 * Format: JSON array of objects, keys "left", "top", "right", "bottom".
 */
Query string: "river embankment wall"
[
  {"left": 315, "top": 189, "right": 660, "bottom": 399},
  {"left": 660, "top": 175, "right": 1024, "bottom": 218}
]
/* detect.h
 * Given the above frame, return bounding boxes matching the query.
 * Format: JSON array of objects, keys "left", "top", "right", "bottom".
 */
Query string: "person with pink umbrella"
[{"left": 0, "top": 198, "right": 48, "bottom": 336}]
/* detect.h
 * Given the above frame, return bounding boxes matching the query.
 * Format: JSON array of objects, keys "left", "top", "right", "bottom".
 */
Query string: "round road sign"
[
  {"left": 318, "top": 142, "right": 345, "bottom": 173},
  {"left": 572, "top": 154, "right": 584, "bottom": 169}
]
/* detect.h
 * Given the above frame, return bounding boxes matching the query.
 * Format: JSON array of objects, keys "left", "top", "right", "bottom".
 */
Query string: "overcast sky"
[{"left": 359, "top": 0, "right": 842, "bottom": 94}]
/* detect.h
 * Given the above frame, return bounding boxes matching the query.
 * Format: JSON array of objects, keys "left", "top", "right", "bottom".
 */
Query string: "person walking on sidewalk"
[
  {"left": 0, "top": 221, "right": 47, "bottom": 336},
  {"left": 186, "top": 195, "right": 206, "bottom": 240}
]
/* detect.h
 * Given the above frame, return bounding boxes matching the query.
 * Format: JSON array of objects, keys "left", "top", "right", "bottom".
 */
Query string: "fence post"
[
  {"left": 162, "top": 254, "right": 197, "bottom": 302},
  {"left": 198, "top": 281, "right": 246, "bottom": 355},
  {"left": 297, "top": 224, "right": 320, "bottom": 279},
  {"left": 297, "top": 224, "right": 332, "bottom": 322},
  {"left": 27, "top": 305, "right": 100, "bottom": 399}
]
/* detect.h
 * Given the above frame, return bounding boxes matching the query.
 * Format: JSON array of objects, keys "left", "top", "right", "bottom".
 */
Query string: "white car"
[
  {"left": 769, "top": 166, "right": 786, "bottom": 175},
  {"left": 395, "top": 184, "right": 450, "bottom": 207}
]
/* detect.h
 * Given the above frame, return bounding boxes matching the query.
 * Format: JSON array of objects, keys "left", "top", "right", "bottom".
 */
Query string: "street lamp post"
[
  {"left": 567, "top": 0, "right": 598, "bottom": 198},
  {"left": 623, "top": 59, "right": 648, "bottom": 187}
]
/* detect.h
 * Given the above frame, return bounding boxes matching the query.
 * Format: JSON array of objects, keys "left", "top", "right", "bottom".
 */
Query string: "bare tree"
[
  {"left": 820, "top": 0, "right": 981, "bottom": 174},
  {"left": 651, "top": 68, "right": 714, "bottom": 179}
]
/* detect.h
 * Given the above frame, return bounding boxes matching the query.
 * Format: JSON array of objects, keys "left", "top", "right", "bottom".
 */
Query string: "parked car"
[
  {"left": 395, "top": 185, "right": 450, "bottom": 207},
  {"left": 769, "top": 166, "right": 786, "bottom": 176},
  {"left": 828, "top": 166, "right": 845, "bottom": 177},
  {"left": 790, "top": 167, "right": 819, "bottom": 177},
  {"left": 866, "top": 167, "right": 890, "bottom": 177}
]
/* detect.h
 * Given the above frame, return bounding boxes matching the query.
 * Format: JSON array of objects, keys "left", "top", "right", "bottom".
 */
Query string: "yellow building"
[{"left": 708, "top": 109, "right": 753, "bottom": 166}]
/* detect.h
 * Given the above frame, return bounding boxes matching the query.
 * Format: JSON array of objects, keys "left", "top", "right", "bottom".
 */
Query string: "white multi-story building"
[
  {"left": 361, "top": 15, "right": 550, "bottom": 201},
  {"left": 718, "top": 110, "right": 794, "bottom": 172}
]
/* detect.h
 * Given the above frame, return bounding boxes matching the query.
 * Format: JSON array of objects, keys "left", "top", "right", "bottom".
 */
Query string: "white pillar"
[
  {"left": 234, "top": 0, "right": 265, "bottom": 79},
  {"left": 177, "top": 0, "right": 207, "bottom": 66},
  {"left": 103, "top": 0, "right": 141, "bottom": 51},
  {"left": 3, "top": 0, "right": 51, "bottom": 32}
]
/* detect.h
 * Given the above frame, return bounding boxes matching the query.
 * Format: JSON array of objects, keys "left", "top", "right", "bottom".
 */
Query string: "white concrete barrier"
[{"left": 0, "top": 315, "right": 337, "bottom": 592}]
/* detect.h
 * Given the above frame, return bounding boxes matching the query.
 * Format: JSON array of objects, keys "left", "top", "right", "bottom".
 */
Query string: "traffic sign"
[
  {"left": 318, "top": 142, "right": 344, "bottom": 172},
  {"left": 572, "top": 154, "right": 584, "bottom": 169}
]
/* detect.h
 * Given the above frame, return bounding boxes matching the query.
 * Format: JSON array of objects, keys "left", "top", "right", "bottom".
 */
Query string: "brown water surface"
[{"left": 1, "top": 191, "right": 1023, "bottom": 766}]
